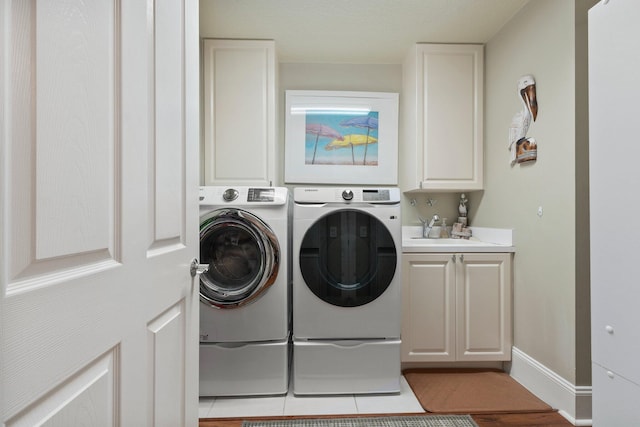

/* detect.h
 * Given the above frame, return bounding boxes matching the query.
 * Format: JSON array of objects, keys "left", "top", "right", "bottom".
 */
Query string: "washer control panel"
[{"left": 199, "top": 186, "right": 288, "bottom": 206}]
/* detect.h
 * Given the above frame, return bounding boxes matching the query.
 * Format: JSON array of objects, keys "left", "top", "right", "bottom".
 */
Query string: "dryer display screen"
[{"left": 362, "top": 189, "right": 390, "bottom": 202}]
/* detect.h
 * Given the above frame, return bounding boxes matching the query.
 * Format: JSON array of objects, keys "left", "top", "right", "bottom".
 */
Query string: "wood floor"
[{"left": 200, "top": 410, "right": 576, "bottom": 427}]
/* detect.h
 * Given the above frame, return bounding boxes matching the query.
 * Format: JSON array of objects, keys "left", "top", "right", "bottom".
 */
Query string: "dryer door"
[
  {"left": 299, "top": 209, "right": 397, "bottom": 307},
  {"left": 200, "top": 208, "right": 280, "bottom": 308}
]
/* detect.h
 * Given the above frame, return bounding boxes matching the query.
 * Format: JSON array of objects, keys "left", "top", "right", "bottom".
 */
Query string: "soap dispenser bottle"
[{"left": 440, "top": 218, "right": 450, "bottom": 238}]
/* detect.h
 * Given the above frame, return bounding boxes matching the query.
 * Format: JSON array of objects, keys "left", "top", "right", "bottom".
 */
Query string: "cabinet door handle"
[
  {"left": 459, "top": 254, "right": 464, "bottom": 262},
  {"left": 452, "top": 254, "right": 456, "bottom": 262},
  {"left": 605, "top": 325, "right": 614, "bottom": 334}
]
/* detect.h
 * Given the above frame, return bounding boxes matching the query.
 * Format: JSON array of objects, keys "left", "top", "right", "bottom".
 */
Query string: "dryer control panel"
[{"left": 294, "top": 187, "right": 400, "bottom": 205}]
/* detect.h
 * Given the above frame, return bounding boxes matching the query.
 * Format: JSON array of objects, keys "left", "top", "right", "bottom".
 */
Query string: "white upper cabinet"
[
  {"left": 400, "top": 44, "right": 484, "bottom": 192},
  {"left": 202, "top": 39, "right": 277, "bottom": 186}
]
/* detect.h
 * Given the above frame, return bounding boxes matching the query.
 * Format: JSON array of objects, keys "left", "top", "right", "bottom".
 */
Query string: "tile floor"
[{"left": 199, "top": 375, "right": 424, "bottom": 419}]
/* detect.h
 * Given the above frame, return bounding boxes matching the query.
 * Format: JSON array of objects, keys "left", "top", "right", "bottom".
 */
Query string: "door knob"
[{"left": 190, "top": 258, "right": 208, "bottom": 278}]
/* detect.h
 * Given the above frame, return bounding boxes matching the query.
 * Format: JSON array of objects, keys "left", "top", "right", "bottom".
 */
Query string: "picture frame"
[{"left": 284, "top": 90, "right": 399, "bottom": 185}]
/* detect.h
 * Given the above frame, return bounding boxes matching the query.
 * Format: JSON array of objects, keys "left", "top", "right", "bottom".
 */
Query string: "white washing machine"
[
  {"left": 199, "top": 186, "right": 291, "bottom": 397},
  {"left": 292, "top": 187, "right": 402, "bottom": 395}
]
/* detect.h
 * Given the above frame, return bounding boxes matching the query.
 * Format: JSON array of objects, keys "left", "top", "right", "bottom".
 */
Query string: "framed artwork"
[{"left": 284, "top": 90, "right": 399, "bottom": 184}]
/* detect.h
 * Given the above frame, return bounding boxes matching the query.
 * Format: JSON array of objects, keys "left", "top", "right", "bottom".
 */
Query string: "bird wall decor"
[{"left": 508, "top": 75, "right": 538, "bottom": 165}]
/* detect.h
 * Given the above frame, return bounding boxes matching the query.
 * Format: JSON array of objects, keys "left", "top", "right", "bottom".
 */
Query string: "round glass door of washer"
[
  {"left": 199, "top": 209, "right": 280, "bottom": 308},
  {"left": 298, "top": 209, "right": 397, "bottom": 307}
]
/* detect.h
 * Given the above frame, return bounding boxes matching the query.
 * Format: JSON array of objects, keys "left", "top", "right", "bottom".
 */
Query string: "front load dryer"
[
  {"left": 199, "top": 186, "right": 291, "bottom": 397},
  {"left": 292, "top": 187, "right": 402, "bottom": 395}
]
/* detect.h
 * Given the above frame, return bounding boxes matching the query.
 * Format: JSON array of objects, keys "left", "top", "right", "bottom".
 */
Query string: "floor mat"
[
  {"left": 403, "top": 368, "right": 554, "bottom": 414},
  {"left": 242, "top": 415, "right": 478, "bottom": 427}
]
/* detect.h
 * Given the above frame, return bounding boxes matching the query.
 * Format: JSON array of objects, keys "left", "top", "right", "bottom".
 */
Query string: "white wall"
[{"left": 474, "top": 0, "right": 592, "bottom": 387}]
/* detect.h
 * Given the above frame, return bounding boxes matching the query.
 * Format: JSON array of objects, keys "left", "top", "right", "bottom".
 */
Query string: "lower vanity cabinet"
[{"left": 401, "top": 252, "right": 512, "bottom": 362}]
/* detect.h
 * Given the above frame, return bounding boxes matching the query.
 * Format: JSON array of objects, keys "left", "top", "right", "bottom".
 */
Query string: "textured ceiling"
[{"left": 200, "top": 0, "right": 529, "bottom": 63}]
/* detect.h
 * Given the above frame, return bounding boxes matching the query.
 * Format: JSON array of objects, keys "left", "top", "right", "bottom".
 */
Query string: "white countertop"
[{"left": 402, "top": 226, "right": 515, "bottom": 253}]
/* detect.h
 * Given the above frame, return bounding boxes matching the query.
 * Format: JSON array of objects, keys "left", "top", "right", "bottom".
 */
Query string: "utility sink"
[
  {"left": 403, "top": 236, "right": 513, "bottom": 253},
  {"left": 408, "top": 237, "right": 486, "bottom": 245},
  {"left": 402, "top": 226, "right": 515, "bottom": 253}
]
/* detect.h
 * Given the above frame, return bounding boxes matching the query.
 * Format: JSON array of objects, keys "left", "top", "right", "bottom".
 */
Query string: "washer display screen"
[{"left": 247, "top": 188, "right": 275, "bottom": 202}]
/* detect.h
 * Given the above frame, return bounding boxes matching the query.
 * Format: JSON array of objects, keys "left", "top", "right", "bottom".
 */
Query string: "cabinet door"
[
  {"left": 202, "top": 39, "right": 276, "bottom": 186},
  {"left": 401, "top": 254, "right": 456, "bottom": 362},
  {"left": 589, "top": 0, "right": 640, "bottom": 387},
  {"left": 456, "top": 253, "right": 512, "bottom": 361},
  {"left": 416, "top": 44, "right": 483, "bottom": 191},
  {"left": 592, "top": 363, "right": 640, "bottom": 426},
  {"left": 1, "top": 1, "right": 199, "bottom": 423}
]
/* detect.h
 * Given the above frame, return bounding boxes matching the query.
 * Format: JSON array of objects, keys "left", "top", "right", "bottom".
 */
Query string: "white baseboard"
[{"left": 508, "top": 347, "right": 592, "bottom": 426}]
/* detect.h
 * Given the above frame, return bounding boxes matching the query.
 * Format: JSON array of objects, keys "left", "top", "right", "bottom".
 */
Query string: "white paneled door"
[{"left": 1, "top": 1, "right": 200, "bottom": 426}]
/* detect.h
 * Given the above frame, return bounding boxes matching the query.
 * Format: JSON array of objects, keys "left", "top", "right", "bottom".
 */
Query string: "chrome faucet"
[{"left": 422, "top": 214, "right": 440, "bottom": 238}]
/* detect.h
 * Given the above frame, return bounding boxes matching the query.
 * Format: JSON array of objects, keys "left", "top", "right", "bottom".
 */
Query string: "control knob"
[
  {"left": 342, "top": 189, "right": 354, "bottom": 201},
  {"left": 222, "top": 188, "right": 239, "bottom": 202}
]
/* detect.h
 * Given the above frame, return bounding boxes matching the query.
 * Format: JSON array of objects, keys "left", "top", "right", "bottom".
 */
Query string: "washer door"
[
  {"left": 200, "top": 208, "right": 280, "bottom": 308},
  {"left": 299, "top": 209, "right": 397, "bottom": 307}
]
